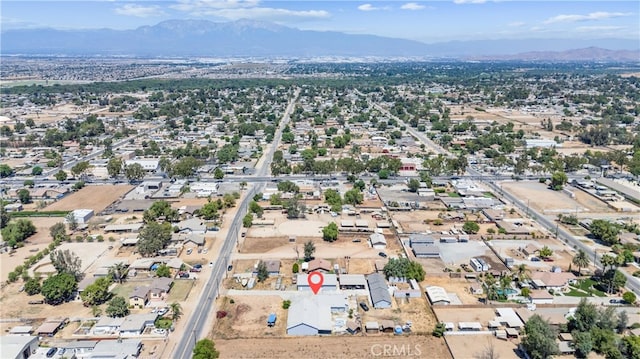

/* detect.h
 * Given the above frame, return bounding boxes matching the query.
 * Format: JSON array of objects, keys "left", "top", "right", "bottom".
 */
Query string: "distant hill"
[
  {"left": 472, "top": 47, "right": 640, "bottom": 62},
  {"left": 1, "top": 19, "right": 638, "bottom": 60}
]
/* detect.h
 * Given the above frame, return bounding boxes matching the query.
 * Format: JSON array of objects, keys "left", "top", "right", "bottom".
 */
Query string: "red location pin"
[{"left": 307, "top": 271, "right": 324, "bottom": 294}]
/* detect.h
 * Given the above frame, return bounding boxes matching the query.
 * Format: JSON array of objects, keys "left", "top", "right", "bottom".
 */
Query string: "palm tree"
[
  {"left": 572, "top": 249, "right": 590, "bottom": 276},
  {"left": 484, "top": 274, "right": 498, "bottom": 303},
  {"left": 169, "top": 302, "right": 182, "bottom": 321},
  {"left": 109, "top": 262, "right": 128, "bottom": 284},
  {"left": 499, "top": 275, "right": 512, "bottom": 299},
  {"left": 239, "top": 181, "right": 247, "bottom": 190},
  {"left": 600, "top": 254, "right": 617, "bottom": 271}
]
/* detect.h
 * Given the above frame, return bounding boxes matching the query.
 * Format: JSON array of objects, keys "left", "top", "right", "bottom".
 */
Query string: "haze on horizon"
[{"left": 1, "top": 0, "right": 638, "bottom": 44}]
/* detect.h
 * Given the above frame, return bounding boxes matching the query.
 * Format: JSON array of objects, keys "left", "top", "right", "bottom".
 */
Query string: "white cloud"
[
  {"left": 453, "top": 0, "right": 487, "bottom": 4},
  {"left": 115, "top": 4, "right": 165, "bottom": 18},
  {"left": 193, "top": 7, "right": 330, "bottom": 22},
  {"left": 507, "top": 21, "right": 525, "bottom": 27},
  {"left": 171, "top": 0, "right": 260, "bottom": 12},
  {"left": 544, "top": 11, "right": 632, "bottom": 24},
  {"left": 576, "top": 25, "right": 625, "bottom": 32},
  {"left": 401, "top": 3, "right": 426, "bottom": 11},
  {"left": 358, "top": 4, "right": 378, "bottom": 11}
]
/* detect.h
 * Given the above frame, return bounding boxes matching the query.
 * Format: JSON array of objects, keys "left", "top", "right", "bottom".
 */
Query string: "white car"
[
  {"left": 157, "top": 308, "right": 169, "bottom": 316},
  {"left": 153, "top": 328, "right": 167, "bottom": 335}
]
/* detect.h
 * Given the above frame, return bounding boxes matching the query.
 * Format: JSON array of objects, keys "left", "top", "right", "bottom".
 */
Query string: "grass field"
[
  {"left": 168, "top": 280, "right": 195, "bottom": 302},
  {"left": 566, "top": 278, "right": 606, "bottom": 297}
]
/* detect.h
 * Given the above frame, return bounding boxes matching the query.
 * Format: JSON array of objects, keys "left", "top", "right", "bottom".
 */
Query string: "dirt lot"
[
  {"left": 445, "top": 334, "right": 520, "bottom": 359},
  {"left": 45, "top": 184, "right": 133, "bottom": 213},
  {"left": 212, "top": 295, "right": 287, "bottom": 339},
  {"left": 213, "top": 336, "right": 451, "bottom": 359},
  {"left": 501, "top": 181, "right": 588, "bottom": 214},
  {"left": 361, "top": 296, "right": 437, "bottom": 334}
]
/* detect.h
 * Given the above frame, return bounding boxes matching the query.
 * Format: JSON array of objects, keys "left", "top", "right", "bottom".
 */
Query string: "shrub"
[
  {"left": 282, "top": 300, "right": 291, "bottom": 309},
  {"left": 216, "top": 311, "right": 228, "bottom": 319}
]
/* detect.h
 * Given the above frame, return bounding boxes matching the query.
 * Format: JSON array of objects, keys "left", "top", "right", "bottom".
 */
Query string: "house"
[
  {"left": 1, "top": 335, "right": 39, "bottom": 359},
  {"left": 129, "top": 286, "right": 150, "bottom": 309},
  {"left": 495, "top": 308, "right": 525, "bottom": 329},
  {"left": 426, "top": 286, "right": 451, "bottom": 305},
  {"left": 297, "top": 274, "right": 338, "bottom": 292},
  {"left": 149, "top": 277, "right": 173, "bottom": 302},
  {"left": 306, "top": 259, "right": 332, "bottom": 273},
  {"left": 91, "top": 339, "right": 143, "bottom": 357},
  {"left": 264, "top": 260, "right": 281, "bottom": 276},
  {"left": 172, "top": 233, "right": 206, "bottom": 248},
  {"left": 104, "top": 223, "right": 143, "bottom": 233},
  {"left": 92, "top": 317, "right": 125, "bottom": 335},
  {"left": 529, "top": 272, "right": 576, "bottom": 291},
  {"left": 369, "top": 233, "right": 387, "bottom": 249},
  {"left": 367, "top": 273, "right": 392, "bottom": 308},
  {"left": 286, "top": 294, "right": 347, "bottom": 335},
  {"left": 68, "top": 209, "right": 94, "bottom": 224},
  {"left": 119, "top": 313, "right": 158, "bottom": 337},
  {"left": 522, "top": 244, "right": 539, "bottom": 257},
  {"left": 125, "top": 159, "right": 159, "bottom": 172},
  {"left": 36, "top": 319, "right": 66, "bottom": 337},
  {"left": 176, "top": 218, "right": 207, "bottom": 234}
]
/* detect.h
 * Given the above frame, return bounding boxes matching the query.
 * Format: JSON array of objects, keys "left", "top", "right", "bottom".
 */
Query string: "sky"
[{"left": 1, "top": 0, "right": 638, "bottom": 43}]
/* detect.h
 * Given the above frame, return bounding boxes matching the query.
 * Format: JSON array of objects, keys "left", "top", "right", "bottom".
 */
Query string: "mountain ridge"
[{"left": 2, "top": 19, "right": 638, "bottom": 60}]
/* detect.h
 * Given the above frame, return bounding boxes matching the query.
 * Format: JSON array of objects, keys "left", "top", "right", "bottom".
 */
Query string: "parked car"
[
  {"left": 190, "top": 267, "right": 201, "bottom": 273},
  {"left": 359, "top": 302, "right": 370, "bottom": 311},
  {"left": 193, "top": 264, "right": 203, "bottom": 269},
  {"left": 46, "top": 348, "right": 57, "bottom": 358},
  {"left": 157, "top": 307, "right": 169, "bottom": 316},
  {"left": 542, "top": 257, "right": 554, "bottom": 262},
  {"left": 57, "top": 348, "right": 66, "bottom": 356},
  {"left": 531, "top": 257, "right": 541, "bottom": 262},
  {"left": 609, "top": 299, "right": 621, "bottom": 304},
  {"left": 153, "top": 328, "right": 167, "bottom": 335},
  {"left": 178, "top": 271, "right": 190, "bottom": 278},
  {"left": 352, "top": 239, "right": 361, "bottom": 243},
  {"left": 28, "top": 300, "right": 44, "bottom": 305},
  {"left": 378, "top": 252, "right": 388, "bottom": 258}
]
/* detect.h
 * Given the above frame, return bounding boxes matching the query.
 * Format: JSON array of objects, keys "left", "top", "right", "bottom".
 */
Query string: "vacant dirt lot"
[
  {"left": 212, "top": 295, "right": 287, "bottom": 339},
  {"left": 445, "top": 334, "right": 519, "bottom": 359},
  {"left": 500, "top": 181, "right": 585, "bottom": 214},
  {"left": 423, "top": 276, "right": 481, "bottom": 305},
  {"left": 213, "top": 336, "right": 451, "bottom": 359},
  {"left": 45, "top": 184, "right": 133, "bottom": 213},
  {"left": 361, "top": 296, "right": 436, "bottom": 334}
]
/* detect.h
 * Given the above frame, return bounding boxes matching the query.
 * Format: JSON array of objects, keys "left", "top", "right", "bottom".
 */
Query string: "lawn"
[
  {"left": 167, "top": 280, "right": 195, "bottom": 302},
  {"left": 447, "top": 192, "right": 461, "bottom": 198},
  {"left": 566, "top": 279, "right": 606, "bottom": 297},
  {"left": 111, "top": 281, "right": 151, "bottom": 299}
]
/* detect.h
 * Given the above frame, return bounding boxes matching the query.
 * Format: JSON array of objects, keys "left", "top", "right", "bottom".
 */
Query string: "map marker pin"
[{"left": 308, "top": 271, "right": 324, "bottom": 295}]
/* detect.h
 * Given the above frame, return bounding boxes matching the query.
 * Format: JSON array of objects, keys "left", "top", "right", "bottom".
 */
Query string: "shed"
[
  {"left": 365, "top": 321, "right": 380, "bottom": 333},
  {"left": 355, "top": 220, "right": 369, "bottom": 228},
  {"left": 409, "top": 234, "right": 435, "bottom": 246},
  {"left": 380, "top": 320, "right": 395, "bottom": 333},
  {"left": 488, "top": 320, "right": 501, "bottom": 329},
  {"left": 369, "top": 233, "right": 387, "bottom": 249},
  {"left": 36, "top": 319, "right": 66, "bottom": 337},
  {"left": 338, "top": 274, "right": 367, "bottom": 290},
  {"left": 341, "top": 220, "right": 355, "bottom": 228},
  {"left": 346, "top": 321, "right": 361, "bottom": 334},
  {"left": 426, "top": 286, "right": 451, "bottom": 305},
  {"left": 9, "top": 326, "right": 33, "bottom": 335},
  {"left": 412, "top": 244, "right": 440, "bottom": 258},
  {"left": 458, "top": 322, "right": 482, "bottom": 331}
]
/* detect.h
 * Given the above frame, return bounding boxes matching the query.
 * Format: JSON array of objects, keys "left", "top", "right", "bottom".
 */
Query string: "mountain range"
[{"left": 2, "top": 19, "right": 639, "bottom": 61}]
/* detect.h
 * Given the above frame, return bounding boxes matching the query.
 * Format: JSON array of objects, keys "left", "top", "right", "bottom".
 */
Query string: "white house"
[
  {"left": 286, "top": 294, "right": 348, "bottom": 336},
  {"left": 125, "top": 159, "right": 160, "bottom": 172}
]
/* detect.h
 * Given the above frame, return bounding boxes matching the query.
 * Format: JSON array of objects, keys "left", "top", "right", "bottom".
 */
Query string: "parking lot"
[{"left": 437, "top": 241, "right": 490, "bottom": 265}]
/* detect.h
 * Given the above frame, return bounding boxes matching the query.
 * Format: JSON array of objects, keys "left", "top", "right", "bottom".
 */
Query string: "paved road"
[{"left": 172, "top": 88, "right": 299, "bottom": 359}]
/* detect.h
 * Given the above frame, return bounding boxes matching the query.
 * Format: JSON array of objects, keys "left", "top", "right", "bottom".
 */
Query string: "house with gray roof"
[
  {"left": 366, "top": 273, "right": 392, "bottom": 308},
  {"left": 119, "top": 313, "right": 157, "bottom": 337},
  {"left": 286, "top": 294, "right": 348, "bottom": 336}
]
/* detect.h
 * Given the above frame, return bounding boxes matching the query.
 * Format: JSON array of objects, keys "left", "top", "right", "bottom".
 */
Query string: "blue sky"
[{"left": 1, "top": 1, "right": 638, "bottom": 43}]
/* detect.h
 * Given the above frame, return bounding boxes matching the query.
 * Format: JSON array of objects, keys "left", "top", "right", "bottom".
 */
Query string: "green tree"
[
  {"left": 589, "top": 219, "right": 620, "bottom": 245},
  {"left": 538, "top": 246, "right": 553, "bottom": 259},
  {"left": 50, "top": 249, "right": 83, "bottom": 280},
  {"left": 343, "top": 188, "right": 363, "bottom": 205},
  {"left": 0, "top": 164, "right": 13, "bottom": 177},
  {"left": 1, "top": 219, "right": 37, "bottom": 247},
  {"left": 80, "top": 277, "right": 112, "bottom": 306},
  {"left": 432, "top": 323, "right": 446, "bottom": 337},
  {"left": 322, "top": 222, "right": 339, "bottom": 242},
  {"left": 292, "top": 262, "right": 299, "bottom": 273},
  {"left": 249, "top": 201, "right": 263, "bottom": 218},
  {"left": 620, "top": 334, "right": 640, "bottom": 359},
  {"left": 569, "top": 299, "right": 598, "bottom": 332},
  {"left": 137, "top": 221, "right": 172, "bottom": 257},
  {"left": 143, "top": 200, "right": 179, "bottom": 223},
  {"left": 572, "top": 330, "right": 593, "bottom": 358},
  {"left": 124, "top": 163, "right": 145, "bottom": 182},
  {"left": 66, "top": 212, "right": 78, "bottom": 231},
  {"left": 41, "top": 272, "right": 77, "bottom": 305},
  {"left": 382, "top": 258, "right": 426, "bottom": 281},
  {"left": 324, "top": 189, "right": 342, "bottom": 212},
  {"left": 277, "top": 181, "right": 300, "bottom": 193},
  {"left": 31, "top": 166, "right": 43, "bottom": 175},
  {"left": 17, "top": 189, "right": 32, "bottom": 204},
  {"left": 462, "top": 221, "right": 480, "bottom": 234},
  {"left": 71, "top": 161, "right": 90, "bottom": 178},
  {"left": 170, "top": 302, "right": 182, "bottom": 321},
  {"left": 107, "top": 157, "right": 123, "bottom": 178},
  {"left": 602, "top": 269, "right": 626, "bottom": 294},
  {"left": 156, "top": 264, "right": 171, "bottom": 278},
  {"left": 303, "top": 240, "right": 315, "bottom": 261},
  {"left": 572, "top": 249, "right": 590, "bottom": 276},
  {"left": 169, "top": 156, "right": 202, "bottom": 178},
  {"left": 24, "top": 277, "right": 41, "bottom": 295},
  {"left": 109, "top": 262, "right": 128, "bottom": 284},
  {"left": 522, "top": 314, "right": 559, "bottom": 359},
  {"left": 550, "top": 171, "right": 568, "bottom": 190},
  {"left": 242, "top": 213, "right": 253, "bottom": 228},
  {"left": 193, "top": 339, "right": 220, "bottom": 359},
  {"left": 199, "top": 200, "right": 221, "bottom": 220},
  {"left": 623, "top": 291, "right": 637, "bottom": 304},
  {"left": 214, "top": 167, "right": 224, "bottom": 179},
  {"left": 54, "top": 170, "right": 68, "bottom": 181},
  {"left": 256, "top": 261, "right": 268, "bottom": 282},
  {"left": 105, "top": 296, "right": 130, "bottom": 318},
  {"left": 407, "top": 179, "right": 420, "bottom": 193},
  {"left": 23, "top": 179, "right": 35, "bottom": 188}
]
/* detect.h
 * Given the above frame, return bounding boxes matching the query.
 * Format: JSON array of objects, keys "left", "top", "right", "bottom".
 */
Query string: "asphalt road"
[{"left": 172, "top": 88, "right": 299, "bottom": 359}]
